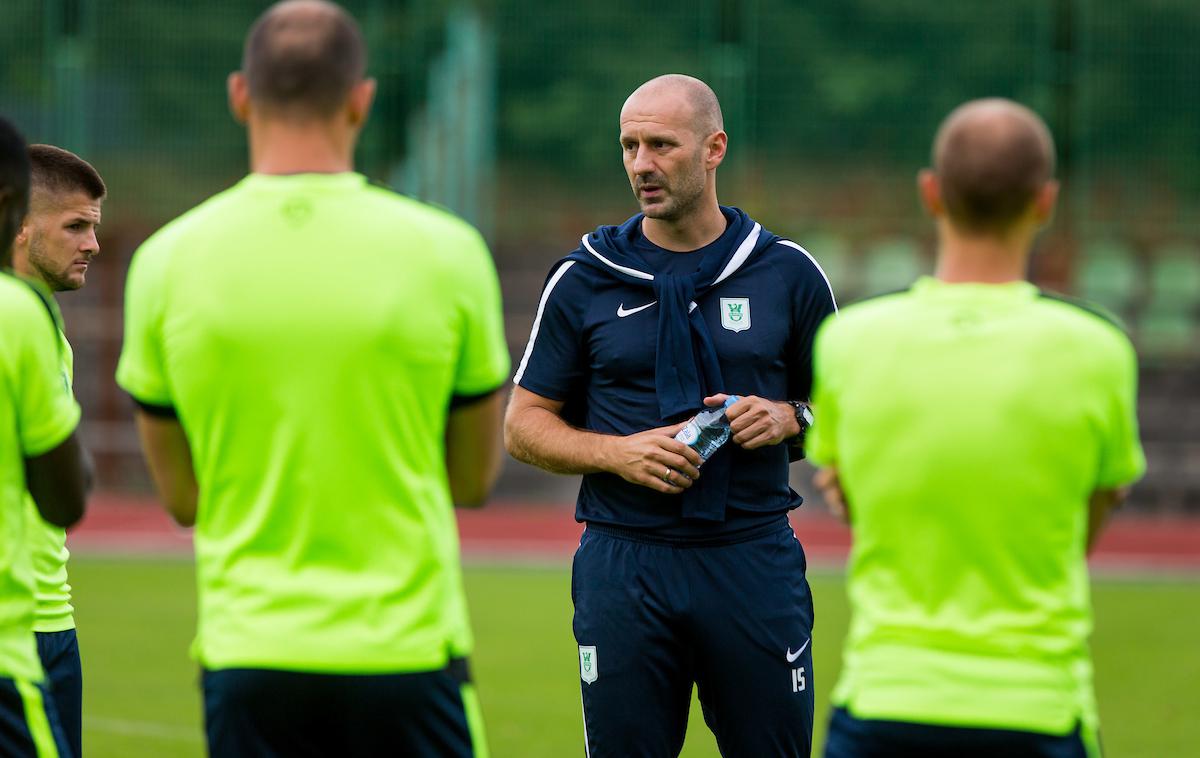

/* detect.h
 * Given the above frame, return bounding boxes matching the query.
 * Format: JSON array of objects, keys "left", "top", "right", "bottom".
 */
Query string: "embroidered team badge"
[
  {"left": 720, "top": 297, "right": 751, "bottom": 332},
  {"left": 579, "top": 645, "right": 598, "bottom": 684}
]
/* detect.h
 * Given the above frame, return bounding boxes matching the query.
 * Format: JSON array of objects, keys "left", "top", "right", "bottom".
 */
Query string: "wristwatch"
[{"left": 785, "top": 400, "right": 814, "bottom": 442}]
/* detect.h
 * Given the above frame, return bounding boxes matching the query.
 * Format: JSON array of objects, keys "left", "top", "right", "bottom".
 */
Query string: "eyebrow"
[{"left": 620, "top": 132, "right": 679, "bottom": 144}]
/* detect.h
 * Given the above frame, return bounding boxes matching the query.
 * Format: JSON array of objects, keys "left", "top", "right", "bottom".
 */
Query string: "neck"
[
  {"left": 247, "top": 116, "right": 356, "bottom": 175},
  {"left": 934, "top": 219, "right": 1032, "bottom": 284},
  {"left": 641, "top": 198, "right": 727, "bottom": 252}
]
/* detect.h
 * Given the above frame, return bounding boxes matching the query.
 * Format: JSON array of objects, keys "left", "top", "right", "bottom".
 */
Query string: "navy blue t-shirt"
[{"left": 515, "top": 219, "right": 837, "bottom": 536}]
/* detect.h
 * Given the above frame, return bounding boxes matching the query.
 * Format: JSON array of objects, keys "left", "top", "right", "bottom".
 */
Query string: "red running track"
[{"left": 68, "top": 493, "right": 1200, "bottom": 572}]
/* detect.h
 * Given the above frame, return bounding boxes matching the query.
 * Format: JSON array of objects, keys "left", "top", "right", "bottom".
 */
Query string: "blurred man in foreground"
[
  {"left": 11, "top": 144, "right": 106, "bottom": 758},
  {"left": 0, "top": 118, "right": 90, "bottom": 757},
  {"left": 809, "top": 98, "right": 1145, "bottom": 758},
  {"left": 116, "top": 2, "right": 508, "bottom": 755}
]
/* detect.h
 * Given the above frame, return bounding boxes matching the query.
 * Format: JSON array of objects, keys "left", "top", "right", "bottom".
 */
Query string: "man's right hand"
[
  {"left": 814, "top": 466, "right": 849, "bottom": 524},
  {"left": 603, "top": 424, "right": 704, "bottom": 494}
]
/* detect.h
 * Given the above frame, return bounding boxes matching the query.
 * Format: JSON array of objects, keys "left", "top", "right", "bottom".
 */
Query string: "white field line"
[{"left": 84, "top": 715, "right": 202, "bottom": 743}]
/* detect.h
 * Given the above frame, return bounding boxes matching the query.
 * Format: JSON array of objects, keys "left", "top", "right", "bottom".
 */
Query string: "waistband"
[{"left": 583, "top": 515, "right": 790, "bottom": 548}]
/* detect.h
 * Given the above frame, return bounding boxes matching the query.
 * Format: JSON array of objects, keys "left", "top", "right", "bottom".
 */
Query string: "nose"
[
  {"left": 84, "top": 229, "right": 100, "bottom": 257},
  {"left": 631, "top": 144, "right": 655, "bottom": 175}
]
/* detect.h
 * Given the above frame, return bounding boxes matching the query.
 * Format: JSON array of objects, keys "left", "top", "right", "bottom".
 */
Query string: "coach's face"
[
  {"left": 620, "top": 93, "right": 712, "bottom": 222},
  {"left": 17, "top": 191, "right": 102, "bottom": 291}
]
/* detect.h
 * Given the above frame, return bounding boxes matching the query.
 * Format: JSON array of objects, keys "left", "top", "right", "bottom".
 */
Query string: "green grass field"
[{"left": 71, "top": 557, "right": 1199, "bottom": 757}]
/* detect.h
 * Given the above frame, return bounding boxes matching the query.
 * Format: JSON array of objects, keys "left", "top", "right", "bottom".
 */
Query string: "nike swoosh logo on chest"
[{"left": 616, "top": 301, "right": 657, "bottom": 318}]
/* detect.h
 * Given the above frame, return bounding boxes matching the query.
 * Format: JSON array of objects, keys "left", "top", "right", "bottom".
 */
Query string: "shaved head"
[
  {"left": 29, "top": 144, "right": 106, "bottom": 214},
  {"left": 243, "top": 0, "right": 366, "bottom": 118},
  {"left": 933, "top": 98, "right": 1056, "bottom": 233},
  {"left": 623, "top": 74, "right": 724, "bottom": 138}
]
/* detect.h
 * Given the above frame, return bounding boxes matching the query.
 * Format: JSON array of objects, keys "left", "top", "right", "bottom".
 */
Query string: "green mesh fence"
[{"left": 2, "top": 0, "right": 1197, "bottom": 506}]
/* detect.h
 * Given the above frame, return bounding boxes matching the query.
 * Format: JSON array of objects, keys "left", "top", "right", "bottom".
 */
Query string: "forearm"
[
  {"left": 445, "top": 391, "right": 504, "bottom": 508},
  {"left": 134, "top": 412, "right": 199, "bottom": 526},
  {"left": 25, "top": 432, "right": 90, "bottom": 529},
  {"left": 504, "top": 404, "right": 614, "bottom": 476}
]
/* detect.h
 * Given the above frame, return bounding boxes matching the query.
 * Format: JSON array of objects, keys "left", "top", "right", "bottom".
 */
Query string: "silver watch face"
[{"left": 798, "top": 403, "right": 814, "bottom": 428}]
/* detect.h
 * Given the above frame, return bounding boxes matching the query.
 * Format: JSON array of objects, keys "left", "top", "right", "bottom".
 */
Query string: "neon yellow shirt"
[
  {"left": 117, "top": 173, "right": 510, "bottom": 673},
  {"left": 0, "top": 274, "right": 81, "bottom": 681},
  {"left": 808, "top": 277, "right": 1145, "bottom": 735},
  {"left": 28, "top": 329, "right": 74, "bottom": 633}
]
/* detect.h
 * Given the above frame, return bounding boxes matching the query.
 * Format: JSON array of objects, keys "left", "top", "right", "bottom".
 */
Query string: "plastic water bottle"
[{"left": 674, "top": 396, "right": 740, "bottom": 463}]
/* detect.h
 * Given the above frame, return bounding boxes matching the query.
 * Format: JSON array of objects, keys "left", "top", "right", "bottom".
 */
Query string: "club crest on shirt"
[
  {"left": 720, "top": 297, "right": 751, "bottom": 332},
  {"left": 281, "top": 197, "right": 313, "bottom": 226},
  {"left": 579, "top": 645, "right": 598, "bottom": 684}
]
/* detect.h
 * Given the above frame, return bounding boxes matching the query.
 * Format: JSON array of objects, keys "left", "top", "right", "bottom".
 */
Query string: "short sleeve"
[
  {"left": 804, "top": 318, "right": 840, "bottom": 467},
  {"left": 1095, "top": 336, "right": 1146, "bottom": 488},
  {"left": 780, "top": 241, "right": 838, "bottom": 401},
  {"left": 512, "top": 260, "right": 586, "bottom": 401},
  {"left": 450, "top": 230, "right": 511, "bottom": 402},
  {"left": 11, "top": 289, "right": 80, "bottom": 457},
  {"left": 115, "top": 236, "right": 173, "bottom": 407}
]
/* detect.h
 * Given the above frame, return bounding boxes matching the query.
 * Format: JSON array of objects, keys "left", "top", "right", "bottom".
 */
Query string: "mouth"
[{"left": 638, "top": 185, "right": 664, "bottom": 199}]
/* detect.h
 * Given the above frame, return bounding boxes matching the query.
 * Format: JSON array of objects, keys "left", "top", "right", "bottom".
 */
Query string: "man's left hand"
[{"left": 703, "top": 394, "right": 799, "bottom": 450}]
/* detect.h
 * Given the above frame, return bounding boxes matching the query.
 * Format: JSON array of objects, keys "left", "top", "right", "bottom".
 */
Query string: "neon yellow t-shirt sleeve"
[
  {"left": 1095, "top": 335, "right": 1146, "bottom": 488},
  {"left": 805, "top": 320, "right": 839, "bottom": 467},
  {"left": 451, "top": 230, "right": 510, "bottom": 397},
  {"left": 115, "top": 237, "right": 172, "bottom": 406},
  {"left": 13, "top": 292, "right": 80, "bottom": 456}
]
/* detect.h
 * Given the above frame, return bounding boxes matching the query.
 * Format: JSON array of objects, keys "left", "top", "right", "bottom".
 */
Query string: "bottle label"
[{"left": 676, "top": 421, "right": 700, "bottom": 446}]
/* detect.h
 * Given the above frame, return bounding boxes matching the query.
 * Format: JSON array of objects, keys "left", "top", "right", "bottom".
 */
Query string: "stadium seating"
[
  {"left": 860, "top": 236, "right": 927, "bottom": 298},
  {"left": 797, "top": 232, "right": 854, "bottom": 300},
  {"left": 1075, "top": 239, "right": 1142, "bottom": 322},
  {"left": 1139, "top": 243, "right": 1200, "bottom": 361}
]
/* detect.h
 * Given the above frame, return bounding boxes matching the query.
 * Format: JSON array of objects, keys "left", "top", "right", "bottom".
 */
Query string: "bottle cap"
[{"left": 723, "top": 395, "right": 740, "bottom": 408}]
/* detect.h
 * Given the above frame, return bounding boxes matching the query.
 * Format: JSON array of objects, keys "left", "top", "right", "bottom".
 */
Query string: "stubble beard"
[
  {"left": 639, "top": 156, "right": 707, "bottom": 223},
  {"left": 28, "top": 234, "right": 82, "bottom": 292}
]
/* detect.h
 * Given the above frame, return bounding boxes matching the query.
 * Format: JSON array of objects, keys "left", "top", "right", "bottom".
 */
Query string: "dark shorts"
[
  {"left": 36, "top": 629, "right": 82, "bottom": 758},
  {"left": 202, "top": 659, "right": 487, "bottom": 758},
  {"left": 823, "top": 707, "right": 1101, "bottom": 758},
  {"left": 572, "top": 522, "right": 815, "bottom": 758},
  {"left": 0, "top": 676, "right": 72, "bottom": 757}
]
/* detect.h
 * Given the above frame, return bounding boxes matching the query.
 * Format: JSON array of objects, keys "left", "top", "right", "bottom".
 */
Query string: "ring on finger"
[{"left": 663, "top": 467, "right": 672, "bottom": 484}]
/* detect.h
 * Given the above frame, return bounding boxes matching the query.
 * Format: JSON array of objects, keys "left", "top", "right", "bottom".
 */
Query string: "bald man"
[
  {"left": 808, "top": 99, "right": 1144, "bottom": 758},
  {"left": 116, "top": 2, "right": 507, "bottom": 755},
  {"left": 506, "top": 74, "right": 836, "bottom": 756}
]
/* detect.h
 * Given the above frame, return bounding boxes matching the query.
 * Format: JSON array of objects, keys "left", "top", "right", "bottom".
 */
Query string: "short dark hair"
[
  {"left": 933, "top": 99, "right": 1055, "bottom": 233},
  {"left": 29, "top": 144, "right": 106, "bottom": 202},
  {"left": 242, "top": 0, "right": 367, "bottom": 118},
  {"left": 0, "top": 117, "right": 31, "bottom": 267}
]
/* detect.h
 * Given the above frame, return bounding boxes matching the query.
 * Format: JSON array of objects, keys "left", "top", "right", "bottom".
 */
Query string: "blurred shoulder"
[
  {"left": 820, "top": 287, "right": 913, "bottom": 336},
  {"left": 133, "top": 182, "right": 248, "bottom": 263},
  {"left": 0, "top": 272, "right": 55, "bottom": 324},
  {"left": 362, "top": 183, "right": 488, "bottom": 253},
  {"left": 0, "top": 275, "right": 60, "bottom": 365},
  {"left": 1033, "top": 289, "right": 1136, "bottom": 357}
]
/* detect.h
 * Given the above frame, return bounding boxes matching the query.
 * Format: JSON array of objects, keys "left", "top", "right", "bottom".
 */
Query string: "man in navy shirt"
[{"left": 505, "top": 74, "right": 836, "bottom": 757}]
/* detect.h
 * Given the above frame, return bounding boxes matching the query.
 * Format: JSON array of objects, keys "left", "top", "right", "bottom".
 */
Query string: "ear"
[
  {"left": 227, "top": 72, "right": 251, "bottom": 124},
  {"left": 917, "top": 169, "right": 943, "bottom": 218},
  {"left": 705, "top": 130, "right": 728, "bottom": 170},
  {"left": 13, "top": 218, "right": 30, "bottom": 247},
  {"left": 1033, "top": 180, "right": 1059, "bottom": 224},
  {"left": 346, "top": 78, "right": 377, "bottom": 128}
]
